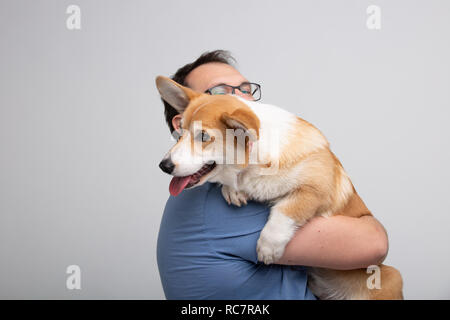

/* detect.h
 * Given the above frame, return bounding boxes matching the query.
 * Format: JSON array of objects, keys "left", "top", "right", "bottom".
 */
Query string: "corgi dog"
[{"left": 156, "top": 76, "right": 403, "bottom": 300}]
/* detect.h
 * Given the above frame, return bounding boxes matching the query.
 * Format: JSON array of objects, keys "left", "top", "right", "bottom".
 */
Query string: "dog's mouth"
[{"left": 169, "top": 162, "right": 217, "bottom": 196}]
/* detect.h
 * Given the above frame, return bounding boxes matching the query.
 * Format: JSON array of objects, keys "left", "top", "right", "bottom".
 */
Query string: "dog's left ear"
[
  {"left": 221, "top": 108, "right": 260, "bottom": 168},
  {"left": 220, "top": 108, "right": 260, "bottom": 141},
  {"left": 155, "top": 76, "right": 201, "bottom": 113}
]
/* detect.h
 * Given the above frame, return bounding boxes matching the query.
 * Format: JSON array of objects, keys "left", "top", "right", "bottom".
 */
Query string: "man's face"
[{"left": 172, "top": 62, "right": 252, "bottom": 131}]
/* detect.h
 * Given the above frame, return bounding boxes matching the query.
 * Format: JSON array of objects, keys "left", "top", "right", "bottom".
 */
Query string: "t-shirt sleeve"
[{"left": 203, "top": 184, "right": 271, "bottom": 264}]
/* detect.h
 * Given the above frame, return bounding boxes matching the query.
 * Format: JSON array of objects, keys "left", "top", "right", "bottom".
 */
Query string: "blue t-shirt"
[{"left": 157, "top": 182, "right": 316, "bottom": 300}]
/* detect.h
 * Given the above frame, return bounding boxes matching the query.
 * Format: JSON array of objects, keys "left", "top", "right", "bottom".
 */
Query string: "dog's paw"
[
  {"left": 256, "top": 211, "right": 298, "bottom": 264},
  {"left": 256, "top": 229, "right": 288, "bottom": 265},
  {"left": 221, "top": 185, "right": 248, "bottom": 207}
]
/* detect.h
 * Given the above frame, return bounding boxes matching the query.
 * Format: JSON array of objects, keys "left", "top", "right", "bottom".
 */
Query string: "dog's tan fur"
[{"left": 156, "top": 76, "right": 403, "bottom": 300}]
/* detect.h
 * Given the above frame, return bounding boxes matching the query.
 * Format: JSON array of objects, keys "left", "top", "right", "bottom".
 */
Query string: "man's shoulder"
[
  {"left": 164, "top": 182, "right": 270, "bottom": 231},
  {"left": 203, "top": 184, "right": 268, "bottom": 216},
  {"left": 166, "top": 182, "right": 268, "bottom": 212},
  {"left": 202, "top": 183, "right": 270, "bottom": 234},
  {"left": 164, "top": 182, "right": 213, "bottom": 216}
]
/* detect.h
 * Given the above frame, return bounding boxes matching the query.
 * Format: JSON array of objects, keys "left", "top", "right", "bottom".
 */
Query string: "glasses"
[{"left": 204, "top": 82, "right": 262, "bottom": 101}]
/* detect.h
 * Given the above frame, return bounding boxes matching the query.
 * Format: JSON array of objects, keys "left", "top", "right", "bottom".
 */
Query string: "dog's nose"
[{"left": 159, "top": 158, "right": 175, "bottom": 174}]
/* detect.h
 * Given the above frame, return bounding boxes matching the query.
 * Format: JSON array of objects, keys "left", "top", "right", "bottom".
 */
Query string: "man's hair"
[{"left": 162, "top": 50, "right": 236, "bottom": 133}]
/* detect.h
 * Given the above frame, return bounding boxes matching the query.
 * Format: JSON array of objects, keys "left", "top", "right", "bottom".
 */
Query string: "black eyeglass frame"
[{"left": 204, "top": 82, "right": 262, "bottom": 101}]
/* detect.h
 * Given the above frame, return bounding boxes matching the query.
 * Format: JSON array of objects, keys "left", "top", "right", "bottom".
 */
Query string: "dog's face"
[{"left": 156, "top": 76, "right": 260, "bottom": 196}]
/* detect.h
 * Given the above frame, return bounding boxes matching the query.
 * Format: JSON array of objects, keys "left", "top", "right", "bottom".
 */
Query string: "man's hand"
[{"left": 276, "top": 215, "right": 388, "bottom": 270}]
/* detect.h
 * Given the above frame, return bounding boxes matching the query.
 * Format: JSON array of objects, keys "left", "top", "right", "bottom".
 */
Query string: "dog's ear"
[
  {"left": 220, "top": 108, "right": 260, "bottom": 141},
  {"left": 156, "top": 76, "right": 201, "bottom": 113},
  {"left": 221, "top": 108, "right": 260, "bottom": 168}
]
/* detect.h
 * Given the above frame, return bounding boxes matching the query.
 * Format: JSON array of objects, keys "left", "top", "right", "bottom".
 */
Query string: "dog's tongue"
[{"left": 169, "top": 176, "right": 192, "bottom": 196}]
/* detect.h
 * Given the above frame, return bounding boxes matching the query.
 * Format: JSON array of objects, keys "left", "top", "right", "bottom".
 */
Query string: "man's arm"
[{"left": 276, "top": 215, "right": 389, "bottom": 270}]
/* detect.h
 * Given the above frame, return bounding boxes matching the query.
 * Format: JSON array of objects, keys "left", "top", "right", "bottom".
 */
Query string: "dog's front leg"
[
  {"left": 257, "top": 207, "right": 299, "bottom": 264},
  {"left": 221, "top": 185, "right": 249, "bottom": 207},
  {"left": 257, "top": 187, "right": 324, "bottom": 264}
]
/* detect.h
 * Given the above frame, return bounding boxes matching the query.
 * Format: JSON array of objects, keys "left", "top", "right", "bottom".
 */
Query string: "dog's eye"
[{"left": 195, "top": 131, "right": 210, "bottom": 142}]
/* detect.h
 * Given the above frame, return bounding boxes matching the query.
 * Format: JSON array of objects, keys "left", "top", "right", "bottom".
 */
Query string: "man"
[{"left": 157, "top": 50, "right": 388, "bottom": 299}]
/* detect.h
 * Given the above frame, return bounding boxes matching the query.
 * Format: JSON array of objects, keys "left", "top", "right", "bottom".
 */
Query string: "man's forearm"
[{"left": 276, "top": 215, "right": 388, "bottom": 270}]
